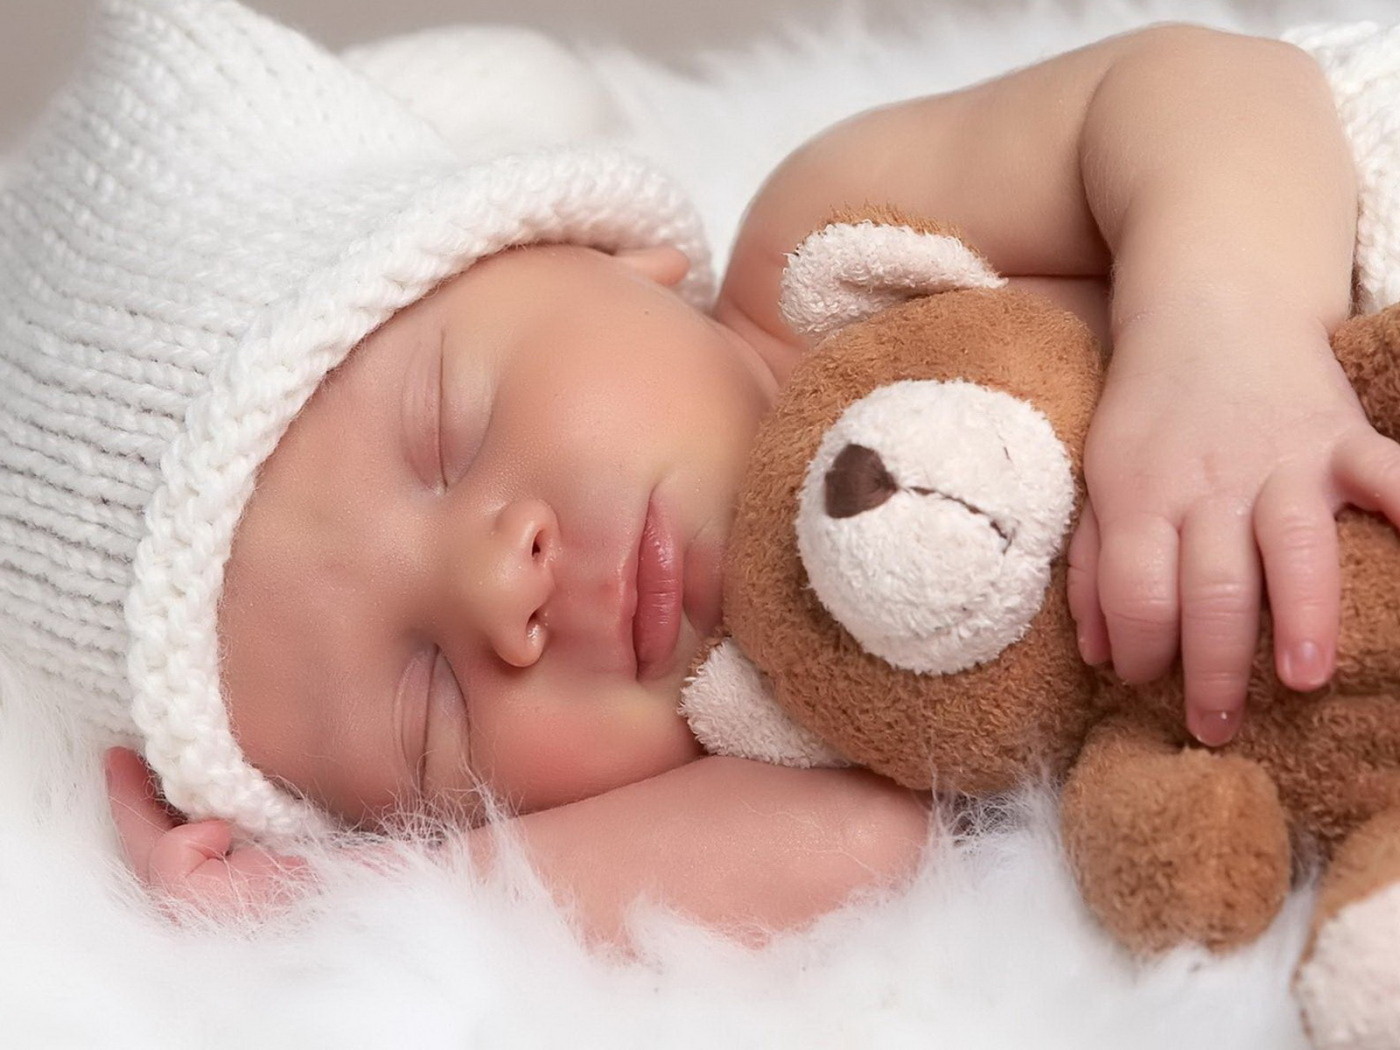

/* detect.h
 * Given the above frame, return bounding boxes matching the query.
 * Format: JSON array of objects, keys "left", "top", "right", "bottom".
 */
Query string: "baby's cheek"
[{"left": 474, "top": 693, "right": 701, "bottom": 814}]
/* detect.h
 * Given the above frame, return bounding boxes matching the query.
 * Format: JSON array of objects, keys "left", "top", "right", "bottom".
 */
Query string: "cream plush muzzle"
[{"left": 797, "top": 378, "right": 1074, "bottom": 675}]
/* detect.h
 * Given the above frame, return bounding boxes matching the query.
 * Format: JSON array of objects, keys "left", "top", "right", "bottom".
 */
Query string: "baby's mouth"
[{"left": 632, "top": 494, "right": 683, "bottom": 681}]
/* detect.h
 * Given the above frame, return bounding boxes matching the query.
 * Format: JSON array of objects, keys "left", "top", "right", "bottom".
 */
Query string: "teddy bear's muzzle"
[{"left": 796, "top": 379, "right": 1077, "bottom": 676}]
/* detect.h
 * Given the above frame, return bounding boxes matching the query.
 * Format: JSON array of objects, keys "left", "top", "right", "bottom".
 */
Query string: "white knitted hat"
[{"left": 0, "top": 0, "right": 710, "bottom": 845}]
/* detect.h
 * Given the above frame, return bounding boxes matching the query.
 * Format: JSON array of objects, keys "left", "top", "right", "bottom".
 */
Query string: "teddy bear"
[{"left": 679, "top": 210, "right": 1400, "bottom": 1050}]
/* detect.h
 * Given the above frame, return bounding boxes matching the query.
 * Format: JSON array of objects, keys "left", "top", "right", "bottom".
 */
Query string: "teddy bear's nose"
[{"left": 825, "top": 443, "right": 898, "bottom": 518}]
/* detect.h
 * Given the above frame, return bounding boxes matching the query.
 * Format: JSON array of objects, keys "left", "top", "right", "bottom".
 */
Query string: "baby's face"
[{"left": 218, "top": 244, "right": 777, "bottom": 827}]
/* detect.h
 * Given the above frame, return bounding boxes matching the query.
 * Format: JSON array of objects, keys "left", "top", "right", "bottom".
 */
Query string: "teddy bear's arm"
[
  {"left": 1061, "top": 714, "right": 1291, "bottom": 954},
  {"left": 680, "top": 639, "right": 850, "bottom": 769}
]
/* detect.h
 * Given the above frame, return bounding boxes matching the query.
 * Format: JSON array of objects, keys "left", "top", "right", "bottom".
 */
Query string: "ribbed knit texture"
[{"left": 0, "top": 0, "right": 710, "bottom": 846}]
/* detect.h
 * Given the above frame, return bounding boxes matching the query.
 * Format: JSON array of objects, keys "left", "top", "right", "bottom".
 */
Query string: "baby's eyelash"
[
  {"left": 418, "top": 649, "right": 437, "bottom": 795},
  {"left": 422, "top": 648, "right": 468, "bottom": 797}
]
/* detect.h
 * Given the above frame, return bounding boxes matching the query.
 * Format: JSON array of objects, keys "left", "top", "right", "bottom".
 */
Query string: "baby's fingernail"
[
  {"left": 1281, "top": 640, "right": 1329, "bottom": 691},
  {"left": 1189, "top": 707, "right": 1241, "bottom": 748},
  {"left": 1077, "top": 632, "right": 1107, "bottom": 667}
]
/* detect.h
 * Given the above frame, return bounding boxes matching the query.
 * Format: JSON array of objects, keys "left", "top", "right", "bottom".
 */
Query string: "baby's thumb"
[{"left": 150, "top": 820, "right": 233, "bottom": 894}]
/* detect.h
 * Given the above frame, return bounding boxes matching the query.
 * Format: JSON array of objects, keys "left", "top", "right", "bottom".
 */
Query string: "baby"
[{"left": 6, "top": 1, "right": 1399, "bottom": 944}]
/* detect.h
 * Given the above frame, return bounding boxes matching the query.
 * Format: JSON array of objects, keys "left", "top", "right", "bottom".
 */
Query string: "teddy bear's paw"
[
  {"left": 795, "top": 378, "right": 1074, "bottom": 675},
  {"left": 1297, "top": 878, "right": 1400, "bottom": 1050},
  {"left": 1063, "top": 737, "right": 1290, "bottom": 955},
  {"left": 680, "top": 639, "right": 851, "bottom": 768}
]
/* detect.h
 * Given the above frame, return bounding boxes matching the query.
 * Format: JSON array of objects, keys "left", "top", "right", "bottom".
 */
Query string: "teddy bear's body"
[{"left": 681, "top": 215, "right": 1400, "bottom": 1049}]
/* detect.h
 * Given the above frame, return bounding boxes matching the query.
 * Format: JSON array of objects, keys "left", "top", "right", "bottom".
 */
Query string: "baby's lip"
[
  {"left": 602, "top": 494, "right": 722, "bottom": 682},
  {"left": 631, "top": 495, "right": 683, "bottom": 681}
]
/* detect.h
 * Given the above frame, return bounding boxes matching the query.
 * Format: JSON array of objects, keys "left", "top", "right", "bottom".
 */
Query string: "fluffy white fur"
[{"left": 4, "top": 1, "right": 1398, "bottom": 1045}]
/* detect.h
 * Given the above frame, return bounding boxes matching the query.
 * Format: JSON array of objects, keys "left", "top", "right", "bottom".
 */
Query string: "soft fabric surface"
[{"left": 2, "top": 1, "right": 1396, "bottom": 1046}]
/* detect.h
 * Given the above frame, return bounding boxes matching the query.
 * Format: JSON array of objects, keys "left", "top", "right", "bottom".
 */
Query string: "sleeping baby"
[{"left": 4, "top": 0, "right": 1398, "bottom": 945}]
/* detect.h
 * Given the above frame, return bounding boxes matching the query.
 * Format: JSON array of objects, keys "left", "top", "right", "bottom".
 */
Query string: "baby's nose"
[{"left": 475, "top": 498, "right": 557, "bottom": 667}]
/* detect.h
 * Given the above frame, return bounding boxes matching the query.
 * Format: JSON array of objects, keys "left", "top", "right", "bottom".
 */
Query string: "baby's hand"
[
  {"left": 105, "top": 748, "right": 310, "bottom": 914},
  {"left": 1067, "top": 306, "right": 1400, "bottom": 745}
]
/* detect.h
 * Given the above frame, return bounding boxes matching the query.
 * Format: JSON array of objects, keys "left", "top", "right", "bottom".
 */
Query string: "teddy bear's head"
[{"left": 694, "top": 214, "right": 1106, "bottom": 792}]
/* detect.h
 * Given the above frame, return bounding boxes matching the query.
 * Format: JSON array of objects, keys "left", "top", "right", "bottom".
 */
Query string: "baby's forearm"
[
  {"left": 467, "top": 757, "right": 928, "bottom": 946},
  {"left": 1081, "top": 27, "right": 1357, "bottom": 349}
]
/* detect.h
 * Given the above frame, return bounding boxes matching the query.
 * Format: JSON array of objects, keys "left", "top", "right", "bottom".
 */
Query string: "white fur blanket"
[{"left": 2, "top": 2, "right": 1396, "bottom": 1046}]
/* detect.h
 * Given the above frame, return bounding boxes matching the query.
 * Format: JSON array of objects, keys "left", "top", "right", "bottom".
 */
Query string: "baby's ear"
[
  {"left": 614, "top": 245, "right": 691, "bottom": 288},
  {"left": 780, "top": 207, "right": 1005, "bottom": 341}
]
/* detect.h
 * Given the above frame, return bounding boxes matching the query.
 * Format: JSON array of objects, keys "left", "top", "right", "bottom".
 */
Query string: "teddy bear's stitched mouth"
[
  {"left": 824, "top": 443, "right": 1015, "bottom": 552},
  {"left": 909, "top": 597, "right": 992, "bottom": 639},
  {"left": 907, "top": 486, "right": 1014, "bottom": 551}
]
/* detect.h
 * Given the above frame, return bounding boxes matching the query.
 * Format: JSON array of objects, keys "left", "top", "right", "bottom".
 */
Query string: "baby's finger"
[
  {"left": 149, "top": 820, "right": 234, "bottom": 899},
  {"left": 223, "top": 848, "right": 313, "bottom": 897},
  {"left": 1067, "top": 505, "right": 1110, "bottom": 665},
  {"left": 1096, "top": 513, "right": 1180, "bottom": 684},
  {"left": 1254, "top": 470, "right": 1338, "bottom": 692},
  {"left": 105, "top": 748, "right": 176, "bottom": 882},
  {"left": 1180, "top": 500, "right": 1260, "bottom": 747},
  {"left": 1334, "top": 429, "right": 1400, "bottom": 523}
]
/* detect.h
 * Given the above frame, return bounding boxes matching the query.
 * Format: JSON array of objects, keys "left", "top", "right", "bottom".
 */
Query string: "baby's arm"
[
  {"left": 471, "top": 757, "right": 927, "bottom": 944},
  {"left": 106, "top": 750, "right": 927, "bottom": 944},
  {"left": 721, "top": 25, "right": 1394, "bottom": 743}
]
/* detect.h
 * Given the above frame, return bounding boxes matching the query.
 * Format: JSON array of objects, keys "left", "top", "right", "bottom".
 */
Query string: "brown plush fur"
[{"left": 726, "top": 218, "right": 1400, "bottom": 964}]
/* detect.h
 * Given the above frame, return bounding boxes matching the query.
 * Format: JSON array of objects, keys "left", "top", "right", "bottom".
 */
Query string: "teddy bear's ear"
[{"left": 780, "top": 209, "right": 1006, "bottom": 341}]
